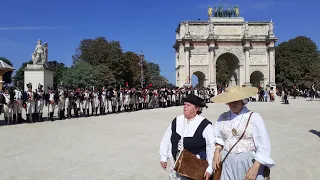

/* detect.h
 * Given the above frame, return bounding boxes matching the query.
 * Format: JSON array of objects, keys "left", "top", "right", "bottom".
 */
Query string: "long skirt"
[{"left": 220, "top": 150, "right": 266, "bottom": 180}]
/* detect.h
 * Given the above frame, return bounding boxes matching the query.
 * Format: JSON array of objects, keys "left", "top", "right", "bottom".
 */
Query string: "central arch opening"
[
  {"left": 216, "top": 53, "right": 240, "bottom": 87},
  {"left": 191, "top": 71, "right": 206, "bottom": 87}
]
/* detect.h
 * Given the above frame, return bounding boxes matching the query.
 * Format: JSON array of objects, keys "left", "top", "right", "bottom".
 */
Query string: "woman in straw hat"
[
  {"left": 211, "top": 86, "right": 275, "bottom": 180},
  {"left": 159, "top": 94, "right": 215, "bottom": 180}
]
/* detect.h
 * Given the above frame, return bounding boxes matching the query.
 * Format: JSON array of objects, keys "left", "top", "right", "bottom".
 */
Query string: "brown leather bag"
[
  {"left": 174, "top": 149, "right": 208, "bottom": 180},
  {"left": 213, "top": 112, "right": 254, "bottom": 180}
]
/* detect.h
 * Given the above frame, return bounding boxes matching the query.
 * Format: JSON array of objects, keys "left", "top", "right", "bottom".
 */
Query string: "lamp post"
[{"left": 139, "top": 51, "right": 145, "bottom": 88}]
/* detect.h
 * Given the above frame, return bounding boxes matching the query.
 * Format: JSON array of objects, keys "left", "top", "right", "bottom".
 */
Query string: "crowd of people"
[{"left": 0, "top": 82, "right": 216, "bottom": 125}]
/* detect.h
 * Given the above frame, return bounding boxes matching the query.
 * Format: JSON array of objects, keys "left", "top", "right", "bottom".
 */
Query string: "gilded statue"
[
  {"left": 234, "top": 6, "right": 239, "bottom": 17},
  {"left": 208, "top": 5, "right": 213, "bottom": 17}
]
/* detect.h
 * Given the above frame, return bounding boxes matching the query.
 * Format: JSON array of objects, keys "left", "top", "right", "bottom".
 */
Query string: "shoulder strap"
[{"left": 221, "top": 111, "right": 254, "bottom": 163}]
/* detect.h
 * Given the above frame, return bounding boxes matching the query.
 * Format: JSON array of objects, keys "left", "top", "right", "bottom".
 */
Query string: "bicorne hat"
[{"left": 183, "top": 94, "right": 207, "bottom": 108}]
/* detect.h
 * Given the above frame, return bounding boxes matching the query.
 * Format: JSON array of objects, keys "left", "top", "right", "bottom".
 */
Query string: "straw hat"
[{"left": 211, "top": 85, "right": 258, "bottom": 104}]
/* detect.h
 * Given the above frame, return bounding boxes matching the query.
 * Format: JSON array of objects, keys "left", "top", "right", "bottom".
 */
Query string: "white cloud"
[{"left": 0, "top": 26, "right": 65, "bottom": 30}]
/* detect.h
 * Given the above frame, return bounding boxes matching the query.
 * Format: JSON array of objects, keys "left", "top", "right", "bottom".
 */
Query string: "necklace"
[{"left": 229, "top": 112, "right": 245, "bottom": 137}]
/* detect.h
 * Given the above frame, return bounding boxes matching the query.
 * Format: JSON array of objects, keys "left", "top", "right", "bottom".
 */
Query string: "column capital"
[
  {"left": 267, "top": 47, "right": 275, "bottom": 52},
  {"left": 244, "top": 47, "right": 250, "bottom": 51}
]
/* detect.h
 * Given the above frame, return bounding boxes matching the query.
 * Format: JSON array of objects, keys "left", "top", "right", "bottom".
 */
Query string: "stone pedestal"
[{"left": 24, "top": 64, "right": 54, "bottom": 92}]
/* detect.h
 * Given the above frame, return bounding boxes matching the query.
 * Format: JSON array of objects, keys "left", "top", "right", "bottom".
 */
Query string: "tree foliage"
[
  {"left": 275, "top": 36, "right": 320, "bottom": 89},
  {"left": 72, "top": 37, "right": 171, "bottom": 88},
  {"left": 216, "top": 59, "right": 229, "bottom": 86},
  {"left": 0, "top": 57, "right": 14, "bottom": 85}
]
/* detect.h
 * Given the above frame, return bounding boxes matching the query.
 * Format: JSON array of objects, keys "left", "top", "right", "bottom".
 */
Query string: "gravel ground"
[{"left": 0, "top": 97, "right": 319, "bottom": 180}]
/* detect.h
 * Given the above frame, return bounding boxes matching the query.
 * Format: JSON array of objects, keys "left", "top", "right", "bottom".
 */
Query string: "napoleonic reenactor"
[
  {"left": 100, "top": 87, "right": 107, "bottom": 115},
  {"left": 82, "top": 87, "right": 91, "bottom": 117},
  {"left": 35, "top": 84, "right": 45, "bottom": 122},
  {"left": 25, "top": 82, "right": 35, "bottom": 123},
  {"left": 74, "top": 88, "right": 81, "bottom": 117},
  {"left": 57, "top": 84, "right": 66, "bottom": 120},
  {"left": 1, "top": 86, "right": 13, "bottom": 125},
  {"left": 46, "top": 85, "right": 57, "bottom": 121},
  {"left": 117, "top": 88, "right": 123, "bottom": 113},
  {"left": 111, "top": 87, "right": 117, "bottom": 113},
  {"left": 13, "top": 81, "right": 24, "bottom": 123},
  {"left": 92, "top": 87, "right": 100, "bottom": 116}
]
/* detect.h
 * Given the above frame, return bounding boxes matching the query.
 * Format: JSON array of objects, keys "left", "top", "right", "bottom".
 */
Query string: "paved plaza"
[{"left": 0, "top": 97, "right": 319, "bottom": 180}]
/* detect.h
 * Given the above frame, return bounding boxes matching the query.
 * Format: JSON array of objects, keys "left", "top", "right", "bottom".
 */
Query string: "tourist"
[
  {"left": 211, "top": 86, "right": 275, "bottom": 180},
  {"left": 159, "top": 94, "right": 214, "bottom": 180}
]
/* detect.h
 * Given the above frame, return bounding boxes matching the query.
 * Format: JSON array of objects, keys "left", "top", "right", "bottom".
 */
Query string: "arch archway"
[
  {"left": 191, "top": 71, "right": 206, "bottom": 87},
  {"left": 215, "top": 53, "right": 240, "bottom": 88},
  {"left": 250, "top": 71, "right": 264, "bottom": 88}
]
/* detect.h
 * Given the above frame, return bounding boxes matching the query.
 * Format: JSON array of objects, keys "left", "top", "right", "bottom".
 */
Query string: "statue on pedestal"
[
  {"left": 31, "top": 39, "right": 48, "bottom": 66},
  {"left": 184, "top": 23, "right": 190, "bottom": 37},
  {"left": 268, "top": 20, "right": 274, "bottom": 37},
  {"left": 244, "top": 22, "right": 249, "bottom": 37}
]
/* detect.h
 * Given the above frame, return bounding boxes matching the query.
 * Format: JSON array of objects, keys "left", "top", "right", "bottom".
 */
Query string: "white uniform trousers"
[
  {"left": 36, "top": 99, "right": 44, "bottom": 113},
  {"left": 49, "top": 103, "right": 56, "bottom": 113},
  {"left": 82, "top": 100, "right": 90, "bottom": 110},
  {"left": 26, "top": 100, "right": 35, "bottom": 114},
  {"left": 13, "top": 100, "right": 23, "bottom": 114},
  {"left": 58, "top": 99, "right": 65, "bottom": 110},
  {"left": 3, "top": 104, "right": 12, "bottom": 118}
]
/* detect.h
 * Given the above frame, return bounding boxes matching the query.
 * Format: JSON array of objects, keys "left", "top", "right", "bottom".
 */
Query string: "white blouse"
[
  {"left": 159, "top": 114, "right": 215, "bottom": 174},
  {"left": 213, "top": 106, "right": 275, "bottom": 168}
]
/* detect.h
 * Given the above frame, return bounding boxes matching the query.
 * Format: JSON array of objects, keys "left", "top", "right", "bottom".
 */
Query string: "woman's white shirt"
[
  {"left": 159, "top": 114, "right": 215, "bottom": 174},
  {"left": 213, "top": 106, "right": 275, "bottom": 168}
]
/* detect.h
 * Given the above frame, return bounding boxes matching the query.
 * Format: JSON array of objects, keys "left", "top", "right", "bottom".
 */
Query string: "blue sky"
[{"left": 0, "top": 0, "right": 319, "bottom": 85}]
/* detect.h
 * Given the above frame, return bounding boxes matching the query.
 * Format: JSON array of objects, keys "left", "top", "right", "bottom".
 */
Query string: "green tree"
[
  {"left": 0, "top": 57, "right": 14, "bottom": 85},
  {"left": 216, "top": 59, "right": 229, "bottom": 86},
  {"left": 47, "top": 61, "right": 68, "bottom": 88},
  {"left": 13, "top": 60, "right": 32, "bottom": 89},
  {"left": 145, "top": 62, "right": 170, "bottom": 88},
  {"left": 63, "top": 60, "right": 102, "bottom": 88},
  {"left": 275, "top": 36, "right": 320, "bottom": 88}
]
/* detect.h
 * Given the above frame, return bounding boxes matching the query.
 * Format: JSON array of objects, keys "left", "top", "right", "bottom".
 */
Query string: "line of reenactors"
[{"left": 0, "top": 82, "right": 215, "bottom": 125}]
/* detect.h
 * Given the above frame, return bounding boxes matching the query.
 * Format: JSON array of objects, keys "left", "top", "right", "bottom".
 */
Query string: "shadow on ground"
[{"left": 309, "top": 129, "right": 320, "bottom": 138}]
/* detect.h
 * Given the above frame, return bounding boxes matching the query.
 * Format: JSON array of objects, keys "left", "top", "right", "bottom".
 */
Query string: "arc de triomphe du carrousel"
[{"left": 174, "top": 5, "right": 277, "bottom": 92}]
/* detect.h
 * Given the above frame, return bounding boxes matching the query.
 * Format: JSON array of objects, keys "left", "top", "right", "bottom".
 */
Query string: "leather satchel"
[
  {"left": 213, "top": 112, "right": 254, "bottom": 180},
  {"left": 174, "top": 149, "right": 208, "bottom": 180}
]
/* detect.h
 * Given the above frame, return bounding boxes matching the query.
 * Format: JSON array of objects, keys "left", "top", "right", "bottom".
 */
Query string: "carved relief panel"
[
  {"left": 190, "top": 55, "right": 208, "bottom": 65},
  {"left": 249, "top": 55, "right": 267, "bottom": 64},
  {"left": 249, "top": 48, "right": 267, "bottom": 65},
  {"left": 248, "top": 25, "right": 269, "bottom": 36},
  {"left": 189, "top": 25, "right": 208, "bottom": 37}
]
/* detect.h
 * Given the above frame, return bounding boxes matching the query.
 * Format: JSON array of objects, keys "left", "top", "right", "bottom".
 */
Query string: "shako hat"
[
  {"left": 211, "top": 85, "right": 258, "bottom": 104},
  {"left": 183, "top": 94, "right": 207, "bottom": 108},
  {"left": 27, "top": 82, "right": 32, "bottom": 89},
  {"left": 38, "top": 83, "right": 43, "bottom": 89},
  {"left": 48, "top": 85, "right": 53, "bottom": 90}
]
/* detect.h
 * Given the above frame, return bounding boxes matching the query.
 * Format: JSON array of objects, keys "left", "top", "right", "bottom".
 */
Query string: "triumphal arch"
[{"left": 174, "top": 5, "right": 277, "bottom": 90}]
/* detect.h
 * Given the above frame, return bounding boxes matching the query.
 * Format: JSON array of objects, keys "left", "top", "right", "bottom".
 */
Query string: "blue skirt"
[{"left": 219, "top": 150, "right": 266, "bottom": 180}]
